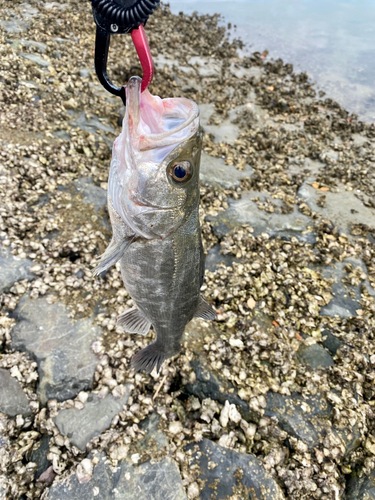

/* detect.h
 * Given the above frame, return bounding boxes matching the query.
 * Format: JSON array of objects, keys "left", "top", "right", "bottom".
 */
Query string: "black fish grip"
[{"left": 92, "top": 0, "right": 159, "bottom": 104}]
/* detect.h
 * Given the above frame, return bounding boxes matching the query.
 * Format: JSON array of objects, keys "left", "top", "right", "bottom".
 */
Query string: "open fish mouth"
[{"left": 126, "top": 75, "right": 200, "bottom": 152}]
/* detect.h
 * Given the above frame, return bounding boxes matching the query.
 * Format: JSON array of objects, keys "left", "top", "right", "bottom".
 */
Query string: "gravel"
[{"left": 0, "top": 0, "right": 375, "bottom": 499}]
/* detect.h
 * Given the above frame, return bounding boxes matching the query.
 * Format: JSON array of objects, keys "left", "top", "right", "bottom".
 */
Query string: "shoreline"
[{"left": 0, "top": 1, "right": 375, "bottom": 499}]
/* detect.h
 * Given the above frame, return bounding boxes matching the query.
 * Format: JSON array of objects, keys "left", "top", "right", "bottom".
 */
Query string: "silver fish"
[{"left": 95, "top": 76, "right": 216, "bottom": 374}]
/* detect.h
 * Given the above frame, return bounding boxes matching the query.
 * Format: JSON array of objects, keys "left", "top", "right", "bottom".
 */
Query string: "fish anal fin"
[
  {"left": 117, "top": 307, "right": 151, "bottom": 335},
  {"left": 131, "top": 341, "right": 166, "bottom": 374},
  {"left": 195, "top": 296, "right": 217, "bottom": 320},
  {"left": 93, "top": 237, "right": 134, "bottom": 276}
]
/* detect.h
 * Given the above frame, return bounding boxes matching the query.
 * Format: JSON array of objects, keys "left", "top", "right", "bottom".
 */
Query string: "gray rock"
[
  {"left": 321, "top": 329, "right": 344, "bottom": 355},
  {"left": 229, "top": 63, "right": 262, "bottom": 81},
  {"left": 298, "top": 180, "right": 375, "bottom": 238},
  {"left": 19, "top": 39, "right": 46, "bottom": 53},
  {"left": 74, "top": 177, "right": 107, "bottom": 213},
  {"left": 346, "top": 471, "right": 375, "bottom": 499},
  {"left": 0, "top": 245, "right": 34, "bottom": 294},
  {"left": 18, "top": 79, "right": 40, "bottom": 90},
  {"left": 336, "top": 423, "right": 361, "bottom": 457},
  {"left": 207, "top": 191, "right": 313, "bottom": 240},
  {"left": 73, "top": 177, "right": 109, "bottom": 231},
  {"left": 138, "top": 413, "right": 169, "bottom": 453},
  {"left": 69, "top": 110, "right": 115, "bottom": 135},
  {"left": 20, "top": 53, "right": 50, "bottom": 68},
  {"left": 0, "top": 369, "right": 31, "bottom": 417},
  {"left": 45, "top": 453, "right": 187, "bottom": 500},
  {"left": 297, "top": 343, "right": 334, "bottom": 369},
  {"left": 19, "top": 3, "right": 39, "bottom": 19},
  {"left": 320, "top": 258, "right": 375, "bottom": 318},
  {"left": 54, "top": 388, "right": 131, "bottom": 451},
  {"left": 185, "top": 354, "right": 258, "bottom": 423},
  {"left": 199, "top": 103, "right": 241, "bottom": 144},
  {"left": 79, "top": 68, "right": 91, "bottom": 78},
  {"left": 11, "top": 296, "right": 101, "bottom": 404},
  {"left": 0, "top": 20, "right": 29, "bottom": 33},
  {"left": 189, "top": 56, "right": 221, "bottom": 77},
  {"left": 30, "top": 435, "right": 51, "bottom": 478},
  {"left": 186, "top": 439, "right": 285, "bottom": 499},
  {"left": 205, "top": 244, "right": 241, "bottom": 272},
  {"left": 265, "top": 392, "right": 332, "bottom": 449},
  {"left": 52, "top": 130, "right": 70, "bottom": 141},
  {"left": 154, "top": 54, "right": 192, "bottom": 74},
  {"left": 200, "top": 152, "right": 253, "bottom": 189}
]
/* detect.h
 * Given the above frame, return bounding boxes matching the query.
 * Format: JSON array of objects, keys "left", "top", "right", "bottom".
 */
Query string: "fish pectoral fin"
[
  {"left": 195, "top": 296, "right": 217, "bottom": 320},
  {"left": 93, "top": 237, "right": 134, "bottom": 276},
  {"left": 117, "top": 307, "right": 152, "bottom": 335}
]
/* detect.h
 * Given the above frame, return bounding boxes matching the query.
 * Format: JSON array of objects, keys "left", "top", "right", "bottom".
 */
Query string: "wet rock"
[
  {"left": 79, "top": 68, "right": 91, "bottom": 78},
  {"left": 45, "top": 453, "right": 187, "bottom": 500},
  {"left": 0, "top": 369, "right": 31, "bottom": 417},
  {"left": 207, "top": 191, "right": 313, "bottom": 240},
  {"left": 346, "top": 470, "right": 375, "bottom": 499},
  {"left": 11, "top": 296, "right": 101, "bottom": 404},
  {"left": 297, "top": 343, "right": 334, "bottom": 369},
  {"left": 0, "top": 246, "right": 34, "bottom": 294},
  {"left": 18, "top": 3, "right": 39, "bottom": 19},
  {"left": 320, "top": 258, "right": 375, "bottom": 318},
  {"left": 189, "top": 56, "right": 221, "bottom": 77},
  {"left": 19, "top": 39, "right": 47, "bottom": 52},
  {"left": 199, "top": 103, "right": 241, "bottom": 143},
  {"left": 154, "top": 54, "right": 192, "bottom": 74},
  {"left": 205, "top": 244, "right": 241, "bottom": 272},
  {"left": 138, "top": 413, "right": 169, "bottom": 453},
  {"left": 298, "top": 180, "right": 375, "bottom": 238},
  {"left": 229, "top": 63, "right": 262, "bottom": 81},
  {"left": 73, "top": 177, "right": 109, "bottom": 230},
  {"left": 184, "top": 354, "right": 257, "bottom": 423},
  {"left": 336, "top": 423, "right": 361, "bottom": 457},
  {"left": 321, "top": 329, "right": 344, "bottom": 355},
  {"left": 54, "top": 387, "right": 131, "bottom": 451},
  {"left": 30, "top": 435, "right": 51, "bottom": 479},
  {"left": 74, "top": 177, "right": 107, "bottom": 213},
  {"left": 20, "top": 53, "right": 50, "bottom": 68},
  {"left": 200, "top": 152, "right": 253, "bottom": 189},
  {"left": 265, "top": 392, "right": 332, "bottom": 449},
  {"left": 52, "top": 130, "right": 70, "bottom": 141},
  {"left": 69, "top": 110, "right": 115, "bottom": 136},
  {"left": 186, "top": 439, "right": 285, "bottom": 499},
  {"left": 0, "top": 19, "right": 29, "bottom": 33}
]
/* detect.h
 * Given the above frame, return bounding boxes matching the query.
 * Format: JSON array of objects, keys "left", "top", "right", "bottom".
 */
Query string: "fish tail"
[{"left": 131, "top": 341, "right": 167, "bottom": 375}]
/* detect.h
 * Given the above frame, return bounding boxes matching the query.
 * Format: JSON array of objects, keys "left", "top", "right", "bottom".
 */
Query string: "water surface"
[{"left": 169, "top": 0, "right": 375, "bottom": 123}]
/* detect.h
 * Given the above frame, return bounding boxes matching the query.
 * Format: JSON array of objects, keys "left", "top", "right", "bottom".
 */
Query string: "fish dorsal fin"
[
  {"left": 117, "top": 307, "right": 152, "bottom": 335},
  {"left": 195, "top": 296, "right": 217, "bottom": 320},
  {"left": 93, "top": 237, "right": 134, "bottom": 276}
]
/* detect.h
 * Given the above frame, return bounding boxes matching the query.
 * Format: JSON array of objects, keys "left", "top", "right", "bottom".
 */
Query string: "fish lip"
[{"left": 130, "top": 194, "right": 179, "bottom": 211}]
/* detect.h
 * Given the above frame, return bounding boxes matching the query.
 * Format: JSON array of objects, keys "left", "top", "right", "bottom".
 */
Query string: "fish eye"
[{"left": 168, "top": 160, "right": 193, "bottom": 184}]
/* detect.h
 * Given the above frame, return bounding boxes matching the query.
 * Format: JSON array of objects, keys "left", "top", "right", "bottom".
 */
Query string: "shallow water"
[{"left": 169, "top": 0, "right": 375, "bottom": 123}]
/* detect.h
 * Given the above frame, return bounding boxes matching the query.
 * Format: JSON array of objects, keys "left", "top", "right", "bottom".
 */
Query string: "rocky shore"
[{"left": 0, "top": 1, "right": 375, "bottom": 499}]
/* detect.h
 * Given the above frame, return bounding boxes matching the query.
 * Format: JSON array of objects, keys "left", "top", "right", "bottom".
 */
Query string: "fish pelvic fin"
[
  {"left": 131, "top": 341, "right": 167, "bottom": 375},
  {"left": 117, "top": 307, "right": 151, "bottom": 335},
  {"left": 93, "top": 237, "right": 134, "bottom": 276},
  {"left": 194, "top": 296, "right": 217, "bottom": 321}
]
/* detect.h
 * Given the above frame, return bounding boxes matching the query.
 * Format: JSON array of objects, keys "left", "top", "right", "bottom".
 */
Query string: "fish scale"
[{"left": 94, "top": 75, "right": 216, "bottom": 374}]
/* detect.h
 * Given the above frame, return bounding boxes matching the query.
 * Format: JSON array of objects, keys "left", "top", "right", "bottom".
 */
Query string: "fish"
[{"left": 94, "top": 76, "right": 216, "bottom": 374}]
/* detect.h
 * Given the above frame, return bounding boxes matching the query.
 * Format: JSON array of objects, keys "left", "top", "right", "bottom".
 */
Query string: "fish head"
[{"left": 111, "top": 76, "right": 202, "bottom": 239}]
